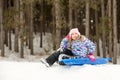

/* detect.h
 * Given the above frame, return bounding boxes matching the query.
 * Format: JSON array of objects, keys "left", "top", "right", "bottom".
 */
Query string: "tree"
[
  {"left": 52, "top": 0, "right": 56, "bottom": 50},
  {"left": 0, "top": 0, "right": 5, "bottom": 57},
  {"left": 8, "top": 0, "right": 12, "bottom": 50},
  {"left": 108, "top": 0, "right": 112, "bottom": 58},
  {"left": 69, "top": 0, "right": 73, "bottom": 29},
  {"left": 101, "top": 0, "right": 106, "bottom": 58},
  {"left": 113, "top": 0, "right": 118, "bottom": 64},
  {"left": 14, "top": 0, "right": 19, "bottom": 52},
  {"left": 29, "top": 1, "right": 34, "bottom": 55},
  {"left": 20, "top": 0, "right": 24, "bottom": 58},
  {"left": 55, "top": 0, "right": 62, "bottom": 49},
  {"left": 94, "top": 0, "right": 100, "bottom": 56},
  {"left": 40, "top": 0, "right": 44, "bottom": 48},
  {"left": 85, "top": 0, "right": 90, "bottom": 38}
]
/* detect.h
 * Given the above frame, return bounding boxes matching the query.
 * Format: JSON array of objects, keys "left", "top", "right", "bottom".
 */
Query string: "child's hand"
[
  {"left": 65, "top": 35, "right": 71, "bottom": 39},
  {"left": 87, "top": 54, "right": 96, "bottom": 62}
]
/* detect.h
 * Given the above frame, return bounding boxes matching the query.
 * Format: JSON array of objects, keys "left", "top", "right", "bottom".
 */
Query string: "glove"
[
  {"left": 87, "top": 54, "right": 96, "bottom": 62},
  {"left": 65, "top": 35, "right": 71, "bottom": 40}
]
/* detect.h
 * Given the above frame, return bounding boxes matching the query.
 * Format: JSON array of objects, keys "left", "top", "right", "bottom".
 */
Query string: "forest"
[{"left": 0, "top": 0, "right": 120, "bottom": 64}]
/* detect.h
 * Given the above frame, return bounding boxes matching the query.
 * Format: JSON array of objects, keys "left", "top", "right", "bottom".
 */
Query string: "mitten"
[
  {"left": 65, "top": 35, "right": 71, "bottom": 40},
  {"left": 87, "top": 54, "right": 96, "bottom": 62}
]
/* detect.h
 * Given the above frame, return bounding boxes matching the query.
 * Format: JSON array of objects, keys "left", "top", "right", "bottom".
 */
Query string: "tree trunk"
[
  {"left": 75, "top": 9, "right": 77, "bottom": 28},
  {"left": 95, "top": 0, "right": 100, "bottom": 56},
  {"left": 52, "top": 3, "right": 56, "bottom": 50},
  {"left": 14, "top": 0, "right": 19, "bottom": 52},
  {"left": 29, "top": 2, "right": 34, "bottom": 55},
  {"left": 0, "top": 0, "right": 5, "bottom": 57},
  {"left": 113, "top": 0, "right": 117, "bottom": 64},
  {"left": 101, "top": 0, "right": 106, "bottom": 58},
  {"left": 40, "top": 0, "right": 43, "bottom": 48},
  {"left": 8, "top": 0, "right": 12, "bottom": 51},
  {"left": 20, "top": 0, "right": 24, "bottom": 58},
  {"left": 69, "top": 0, "right": 73, "bottom": 29},
  {"left": 8, "top": 29, "right": 12, "bottom": 50},
  {"left": 85, "top": 0, "right": 90, "bottom": 38},
  {"left": 4, "top": 30, "right": 8, "bottom": 47},
  {"left": 42, "top": 0, "right": 46, "bottom": 35},
  {"left": 4, "top": 0, "right": 8, "bottom": 47},
  {"left": 55, "top": 0, "right": 62, "bottom": 49},
  {"left": 108, "top": 0, "right": 112, "bottom": 58}
]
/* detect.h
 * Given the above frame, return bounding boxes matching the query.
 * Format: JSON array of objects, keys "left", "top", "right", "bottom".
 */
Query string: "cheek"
[
  {"left": 71, "top": 35, "right": 77, "bottom": 39},
  {"left": 75, "top": 33, "right": 79, "bottom": 37},
  {"left": 71, "top": 33, "right": 79, "bottom": 39},
  {"left": 71, "top": 36, "right": 74, "bottom": 39},
  {"left": 73, "top": 34, "right": 78, "bottom": 37}
]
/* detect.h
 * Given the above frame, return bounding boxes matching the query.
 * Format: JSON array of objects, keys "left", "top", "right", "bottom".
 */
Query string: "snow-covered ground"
[
  {"left": 0, "top": 61, "right": 120, "bottom": 80},
  {"left": 0, "top": 33, "right": 120, "bottom": 80},
  {"left": 0, "top": 33, "right": 53, "bottom": 62}
]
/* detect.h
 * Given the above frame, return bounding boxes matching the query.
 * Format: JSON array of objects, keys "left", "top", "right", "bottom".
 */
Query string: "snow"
[
  {"left": 0, "top": 61, "right": 120, "bottom": 80},
  {"left": 0, "top": 32, "right": 120, "bottom": 80},
  {"left": 0, "top": 33, "right": 53, "bottom": 61}
]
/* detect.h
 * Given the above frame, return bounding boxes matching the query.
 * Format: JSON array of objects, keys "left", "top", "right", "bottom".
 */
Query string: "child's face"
[{"left": 71, "top": 33, "right": 79, "bottom": 40}]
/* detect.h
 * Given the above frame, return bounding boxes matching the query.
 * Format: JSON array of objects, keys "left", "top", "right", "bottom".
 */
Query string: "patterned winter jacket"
[{"left": 60, "top": 35, "right": 95, "bottom": 57}]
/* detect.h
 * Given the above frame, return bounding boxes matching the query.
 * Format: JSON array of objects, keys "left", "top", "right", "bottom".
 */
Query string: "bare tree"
[
  {"left": 101, "top": 0, "right": 106, "bottom": 58},
  {"left": 108, "top": 0, "right": 112, "bottom": 58},
  {"left": 0, "top": 0, "right": 5, "bottom": 57},
  {"left": 113, "top": 0, "right": 118, "bottom": 64},
  {"left": 85, "top": 0, "right": 90, "bottom": 38},
  {"left": 52, "top": 1, "right": 56, "bottom": 50},
  {"left": 40, "top": 0, "right": 43, "bottom": 48},
  {"left": 29, "top": 1, "right": 34, "bottom": 55},
  {"left": 8, "top": 0, "right": 12, "bottom": 50},
  {"left": 14, "top": 0, "right": 19, "bottom": 52},
  {"left": 20, "top": 0, "right": 24, "bottom": 58},
  {"left": 69, "top": 0, "right": 73, "bottom": 29},
  {"left": 55, "top": 0, "right": 62, "bottom": 49},
  {"left": 95, "top": 0, "right": 100, "bottom": 56}
]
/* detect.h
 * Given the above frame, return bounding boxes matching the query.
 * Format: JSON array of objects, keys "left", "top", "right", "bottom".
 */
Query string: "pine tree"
[{"left": 0, "top": 0, "right": 4, "bottom": 57}]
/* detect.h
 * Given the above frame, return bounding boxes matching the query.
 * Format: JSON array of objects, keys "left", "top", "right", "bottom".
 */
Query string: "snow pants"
[{"left": 46, "top": 49, "right": 73, "bottom": 66}]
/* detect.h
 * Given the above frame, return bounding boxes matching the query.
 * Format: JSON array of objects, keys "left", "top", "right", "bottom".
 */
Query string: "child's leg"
[
  {"left": 46, "top": 51, "right": 61, "bottom": 66},
  {"left": 58, "top": 54, "right": 71, "bottom": 61},
  {"left": 45, "top": 48, "right": 73, "bottom": 66},
  {"left": 62, "top": 48, "right": 74, "bottom": 56}
]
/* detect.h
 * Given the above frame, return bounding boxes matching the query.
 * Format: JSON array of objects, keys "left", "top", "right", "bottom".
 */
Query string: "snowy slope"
[
  {"left": 0, "top": 33, "right": 120, "bottom": 80},
  {"left": 0, "top": 61, "right": 120, "bottom": 80}
]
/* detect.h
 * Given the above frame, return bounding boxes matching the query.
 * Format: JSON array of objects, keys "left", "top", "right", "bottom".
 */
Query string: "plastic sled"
[{"left": 59, "top": 57, "right": 111, "bottom": 66}]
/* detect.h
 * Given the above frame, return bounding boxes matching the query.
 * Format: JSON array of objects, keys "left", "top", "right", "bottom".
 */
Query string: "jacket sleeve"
[
  {"left": 84, "top": 37, "right": 96, "bottom": 54},
  {"left": 72, "top": 49, "right": 87, "bottom": 57},
  {"left": 60, "top": 38, "right": 69, "bottom": 49}
]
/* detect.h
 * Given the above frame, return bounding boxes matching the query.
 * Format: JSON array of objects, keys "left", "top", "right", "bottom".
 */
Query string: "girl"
[{"left": 41, "top": 28, "right": 96, "bottom": 67}]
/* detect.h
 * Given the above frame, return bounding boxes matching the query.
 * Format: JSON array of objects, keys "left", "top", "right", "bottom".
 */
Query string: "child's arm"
[
  {"left": 60, "top": 35, "right": 70, "bottom": 49},
  {"left": 84, "top": 37, "right": 96, "bottom": 54},
  {"left": 84, "top": 37, "right": 96, "bottom": 61}
]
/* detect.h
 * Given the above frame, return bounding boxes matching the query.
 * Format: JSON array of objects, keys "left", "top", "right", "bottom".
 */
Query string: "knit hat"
[{"left": 69, "top": 28, "right": 80, "bottom": 37}]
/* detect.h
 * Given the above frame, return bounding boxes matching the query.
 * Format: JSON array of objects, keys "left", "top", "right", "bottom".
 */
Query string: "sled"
[{"left": 59, "top": 57, "right": 111, "bottom": 66}]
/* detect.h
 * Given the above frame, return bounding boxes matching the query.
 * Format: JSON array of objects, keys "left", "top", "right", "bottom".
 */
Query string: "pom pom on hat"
[{"left": 69, "top": 28, "right": 80, "bottom": 36}]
